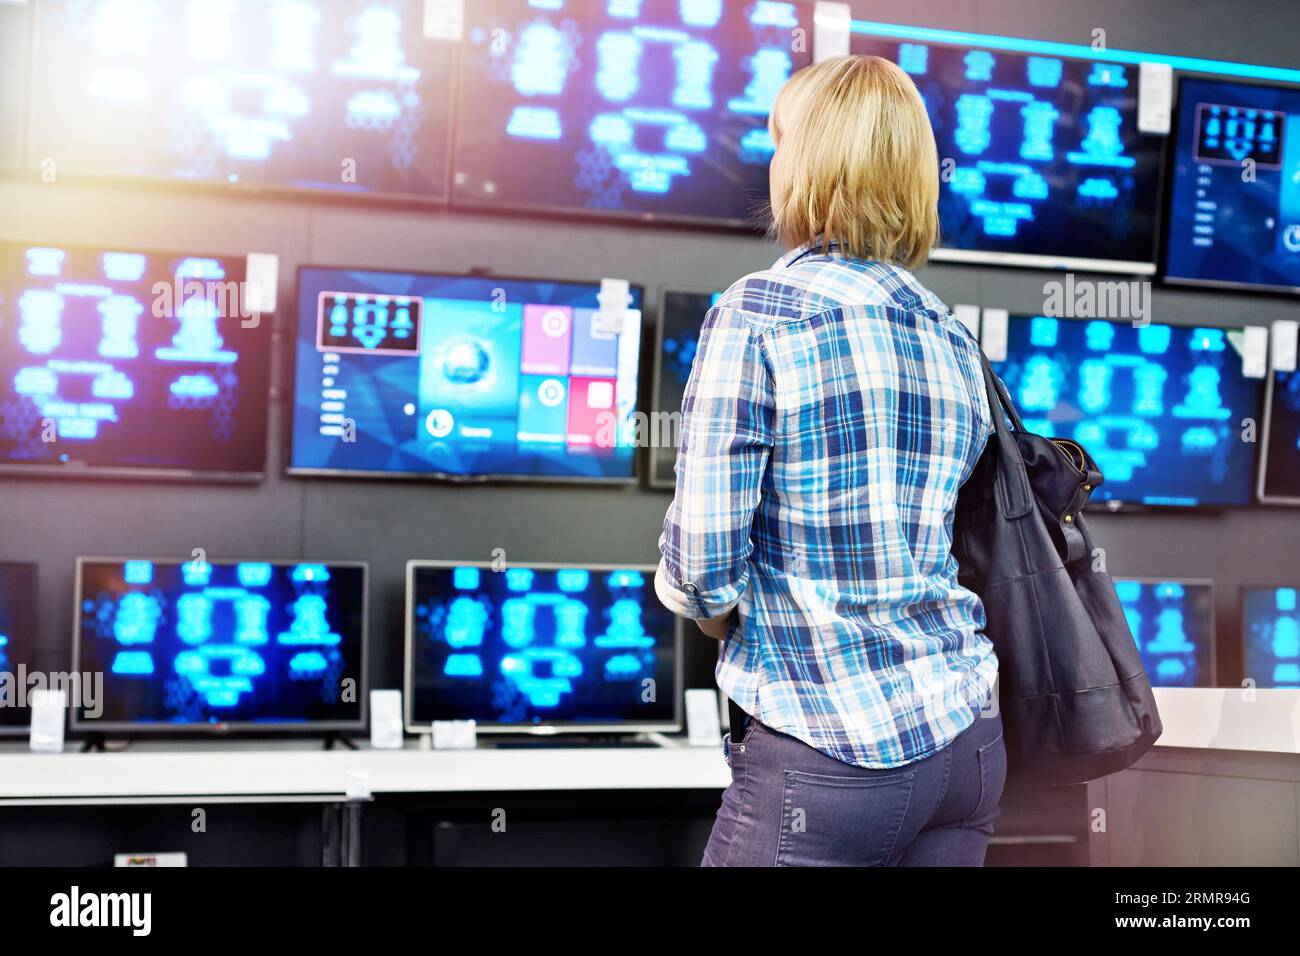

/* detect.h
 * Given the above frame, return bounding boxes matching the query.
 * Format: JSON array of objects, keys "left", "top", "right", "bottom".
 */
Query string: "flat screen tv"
[
  {"left": 1114, "top": 578, "right": 1216, "bottom": 687},
  {"left": 452, "top": 0, "right": 812, "bottom": 227},
  {"left": 1259, "top": 351, "right": 1300, "bottom": 504},
  {"left": 290, "top": 266, "right": 643, "bottom": 482},
  {"left": 405, "top": 561, "right": 681, "bottom": 733},
  {"left": 72, "top": 558, "right": 368, "bottom": 735},
  {"left": 991, "top": 315, "right": 1264, "bottom": 508},
  {"left": 0, "top": 242, "right": 271, "bottom": 480},
  {"left": 1164, "top": 76, "right": 1300, "bottom": 294},
  {"left": 852, "top": 33, "right": 1165, "bottom": 272},
  {"left": 649, "top": 288, "right": 719, "bottom": 488},
  {"left": 29, "top": 0, "right": 456, "bottom": 201},
  {"left": 0, "top": 562, "right": 39, "bottom": 737},
  {"left": 1242, "top": 586, "right": 1300, "bottom": 689}
]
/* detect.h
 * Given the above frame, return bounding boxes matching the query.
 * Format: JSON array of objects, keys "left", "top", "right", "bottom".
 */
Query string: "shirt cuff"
[{"left": 654, "top": 558, "right": 743, "bottom": 621}]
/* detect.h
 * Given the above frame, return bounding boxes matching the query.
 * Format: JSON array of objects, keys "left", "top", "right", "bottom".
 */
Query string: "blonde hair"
[{"left": 768, "top": 55, "right": 940, "bottom": 270}]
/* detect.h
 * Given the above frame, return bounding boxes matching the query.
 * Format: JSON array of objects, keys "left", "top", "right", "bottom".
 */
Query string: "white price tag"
[
  {"left": 29, "top": 689, "right": 66, "bottom": 753},
  {"left": 594, "top": 307, "right": 639, "bottom": 337},
  {"left": 369, "top": 689, "right": 404, "bottom": 750},
  {"left": 1271, "top": 319, "right": 1299, "bottom": 373},
  {"left": 685, "top": 689, "right": 724, "bottom": 747},
  {"left": 813, "top": 2, "right": 852, "bottom": 63},
  {"left": 423, "top": 0, "right": 464, "bottom": 41},
  {"left": 952, "top": 303, "right": 981, "bottom": 338},
  {"left": 598, "top": 278, "right": 630, "bottom": 312},
  {"left": 596, "top": 278, "right": 631, "bottom": 334},
  {"left": 244, "top": 252, "right": 279, "bottom": 314},
  {"left": 432, "top": 719, "right": 477, "bottom": 750},
  {"left": 1242, "top": 325, "right": 1269, "bottom": 379},
  {"left": 345, "top": 769, "right": 372, "bottom": 800},
  {"left": 1138, "top": 62, "right": 1174, "bottom": 135},
  {"left": 980, "top": 308, "right": 1009, "bottom": 362}
]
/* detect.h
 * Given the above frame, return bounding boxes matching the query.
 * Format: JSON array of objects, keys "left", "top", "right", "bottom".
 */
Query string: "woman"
[{"left": 655, "top": 55, "right": 1003, "bottom": 867}]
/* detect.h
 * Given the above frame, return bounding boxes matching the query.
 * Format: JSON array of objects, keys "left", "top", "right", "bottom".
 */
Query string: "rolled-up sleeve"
[{"left": 656, "top": 305, "right": 774, "bottom": 620}]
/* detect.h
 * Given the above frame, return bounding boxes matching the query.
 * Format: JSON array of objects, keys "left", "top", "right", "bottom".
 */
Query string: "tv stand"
[{"left": 489, "top": 731, "right": 680, "bottom": 750}]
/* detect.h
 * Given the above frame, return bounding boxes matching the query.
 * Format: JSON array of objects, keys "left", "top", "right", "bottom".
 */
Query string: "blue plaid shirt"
[{"left": 656, "top": 242, "right": 997, "bottom": 769}]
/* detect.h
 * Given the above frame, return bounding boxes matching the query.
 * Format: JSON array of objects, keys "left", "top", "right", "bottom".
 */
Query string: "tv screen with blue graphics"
[
  {"left": 650, "top": 288, "right": 719, "bottom": 487},
  {"left": 73, "top": 559, "right": 367, "bottom": 732},
  {"left": 29, "top": 0, "right": 455, "bottom": 200},
  {"left": 1115, "top": 578, "right": 1215, "bottom": 688},
  {"left": 852, "top": 35, "right": 1164, "bottom": 271},
  {"left": 1164, "top": 77, "right": 1300, "bottom": 293},
  {"left": 0, "top": 563, "right": 39, "bottom": 735},
  {"left": 0, "top": 242, "right": 271, "bottom": 479},
  {"left": 290, "top": 267, "right": 643, "bottom": 481},
  {"left": 405, "top": 562, "right": 680, "bottom": 731},
  {"left": 1260, "top": 348, "right": 1300, "bottom": 502},
  {"left": 991, "top": 315, "right": 1263, "bottom": 507},
  {"left": 452, "top": 0, "right": 812, "bottom": 226},
  {"left": 1243, "top": 587, "right": 1300, "bottom": 688}
]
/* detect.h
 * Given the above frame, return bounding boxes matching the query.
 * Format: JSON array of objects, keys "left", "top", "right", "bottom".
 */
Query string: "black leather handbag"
[{"left": 953, "top": 354, "right": 1162, "bottom": 786}]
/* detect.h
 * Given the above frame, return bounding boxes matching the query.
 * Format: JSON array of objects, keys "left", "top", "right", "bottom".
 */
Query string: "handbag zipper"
[{"left": 1051, "top": 439, "right": 1087, "bottom": 474}]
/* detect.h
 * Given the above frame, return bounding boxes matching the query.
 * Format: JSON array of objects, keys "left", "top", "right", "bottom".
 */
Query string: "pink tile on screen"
[
  {"left": 521, "top": 304, "right": 573, "bottom": 374},
  {"left": 567, "top": 377, "right": 618, "bottom": 448}
]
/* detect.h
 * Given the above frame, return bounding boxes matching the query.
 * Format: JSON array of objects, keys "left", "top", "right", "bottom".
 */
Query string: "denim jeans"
[{"left": 702, "top": 709, "right": 1006, "bottom": 866}]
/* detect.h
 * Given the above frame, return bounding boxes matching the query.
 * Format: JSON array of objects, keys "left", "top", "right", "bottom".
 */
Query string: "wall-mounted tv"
[
  {"left": 452, "top": 0, "right": 811, "bottom": 227},
  {"left": 405, "top": 561, "right": 681, "bottom": 734},
  {"left": 290, "top": 266, "right": 643, "bottom": 482},
  {"left": 649, "top": 288, "right": 718, "bottom": 488},
  {"left": 852, "top": 34, "right": 1165, "bottom": 272},
  {"left": 0, "top": 242, "right": 271, "bottom": 480},
  {"left": 1114, "top": 578, "right": 1215, "bottom": 688},
  {"left": 0, "top": 562, "right": 39, "bottom": 737},
  {"left": 1164, "top": 76, "right": 1300, "bottom": 294},
  {"left": 72, "top": 558, "right": 368, "bottom": 735},
  {"left": 1259, "top": 344, "right": 1300, "bottom": 504},
  {"left": 29, "top": 0, "right": 456, "bottom": 201},
  {"left": 1242, "top": 586, "right": 1300, "bottom": 689},
  {"left": 990, "top": 315, "right": 1263, "bottom": 507},
  {"left": 0, "top": 0, "right": 28, "bottom": 172}
]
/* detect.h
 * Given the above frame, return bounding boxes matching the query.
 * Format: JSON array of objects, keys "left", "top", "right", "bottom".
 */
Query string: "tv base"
[{"left": 488, "top": 731, "right": 681, "bottom": 750}]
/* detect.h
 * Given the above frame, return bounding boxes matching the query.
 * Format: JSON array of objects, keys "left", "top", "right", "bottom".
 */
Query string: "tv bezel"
[
  {"left": 990, "top": 312, "right": 1266, "bottom": 512},
  {"left": 1159, "top": 72, "right": 1300, "bottom": 297},
  {"left": 403, "top": 559, "right": 684, "bottom": 735},
  {"left": 23, "top": 0, "right": 460, "bottom": 208},
  {"left": 1116, "top": 575, "right": 1218, "bottom": 687},
  {"left": 647, "top": 286, "right": 720, "bottom": 491},
  {"left": 446, "top": 0, "right": 815, "bottom": 232},
  {"left": 0, "top": 560, "right": 40, "bottom": 738},
  {"left": 1257, "top": 354, "right": 1300, "bottom": 505},
  {"left": 286, "top": 263, "right": 646, "bottom": 485},
  {"left": 1239, "top": 583, "right": 1300, "bottom": 689},
  {"left": 0, "top": 240, "right": 272, "bottom": 483},
  {"left": 848, "top": 32, "right": 1167, "bottom": 276},
  {"left": 69, "top": 556, "right": 370, "bottom": 736}
]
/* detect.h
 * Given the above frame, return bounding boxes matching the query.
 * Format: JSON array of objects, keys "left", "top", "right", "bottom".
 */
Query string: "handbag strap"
[{"left": 978, "top": 353, "right": 1035, "bottom": 519}]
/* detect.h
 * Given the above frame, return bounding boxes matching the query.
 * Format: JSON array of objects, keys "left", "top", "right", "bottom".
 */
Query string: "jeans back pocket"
[{"left": 776, "top": 767, "right": 917, "bottom": 867}]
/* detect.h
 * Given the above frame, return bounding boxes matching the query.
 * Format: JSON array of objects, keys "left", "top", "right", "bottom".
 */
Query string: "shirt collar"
[{"left": 777, "top": 239, "right": 844, "bottom": 271}]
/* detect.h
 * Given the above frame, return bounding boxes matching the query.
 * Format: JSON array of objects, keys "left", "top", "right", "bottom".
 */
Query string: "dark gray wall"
[{"left": 1, "top": 0, "right": 1298, "bottom": 699}]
